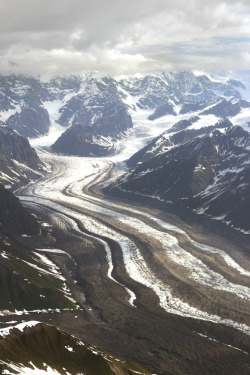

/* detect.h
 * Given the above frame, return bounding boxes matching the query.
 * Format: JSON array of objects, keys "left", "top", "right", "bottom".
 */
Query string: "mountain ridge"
[
  {"left": 0, "top": 71, "right": 248, "bottom": 157},
  {"left": 0, "top": 321, "right": 150, "bottom": 375},
  {"left": 115, "top": 124, "right": 250, "bottom": 233}
]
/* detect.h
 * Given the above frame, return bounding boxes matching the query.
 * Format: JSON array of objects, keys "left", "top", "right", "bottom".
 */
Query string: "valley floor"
[{"left": 1, "top": 148, "right": 249, "bottom": 375}]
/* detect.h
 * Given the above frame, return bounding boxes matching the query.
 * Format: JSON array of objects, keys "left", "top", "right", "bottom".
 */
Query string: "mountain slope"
[
  {"left": 118, "top": 71, "right": 244, "bottom": 119},
  {"left": 126, "top": 117, "right": 233, "bottom": 168},
  {"left": 52, "top": 76, "right": 133, "bottom": 156},
  {"left": 0, "top": 322, "right": 150, "bottom": 375},
  {"left": 0, "top": 74, "right": 51, "bottom": 138},
  {"left": 0, "top": 122, "right": 44, "bottom": 187},
  {"left": 52, "top": 106, "right": 132, "bottom": 157},
  {"left": 201, "top": 99, "right": 250, "bottom": 118},
  {"left": 0, "top": 232, "right": 77, "bottom": 312},
  {"left": 0, "top": 184, "right": 39, "bottom": 235},
  {"left": 117, "top": 125, "right": 250, "bottom": 232},
  {"left": 0, "top": 182, "right": 77, "bottom": 312}
]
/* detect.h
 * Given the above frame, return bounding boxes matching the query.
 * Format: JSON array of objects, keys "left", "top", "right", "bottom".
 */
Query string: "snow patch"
[{"left": 0, "top": 321, "right": 40, "bottom": 338}]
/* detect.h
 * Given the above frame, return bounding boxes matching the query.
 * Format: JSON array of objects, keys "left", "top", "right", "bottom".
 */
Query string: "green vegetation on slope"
[{"left": 0, "top": 323, "right": 151, "bottom": 375}]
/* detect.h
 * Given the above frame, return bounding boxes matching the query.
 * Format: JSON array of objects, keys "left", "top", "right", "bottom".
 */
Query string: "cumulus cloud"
[{"left": 0, "top": 0, "right": 250, "bottom": 76}]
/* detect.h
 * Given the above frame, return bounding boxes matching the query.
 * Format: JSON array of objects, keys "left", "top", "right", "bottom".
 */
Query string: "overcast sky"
[{"left": 0, "top": 0, "right": 250, "bottom": 77}]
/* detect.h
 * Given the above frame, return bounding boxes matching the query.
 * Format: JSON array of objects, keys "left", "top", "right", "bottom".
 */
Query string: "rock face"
[
  {"left": 6, "top": 105, "right": 50, "bottom": 139},
  {"left": 52, "top": 108, "right": 132, "bottom": 157},
  {"left": 0, "top": 322, "right": 149, "bottom": 375},
  {"left": 52, "top": 76, "right": 133, "bottom": 156},
  {"left": 0, "top": 184, "right": 39, "bottom": 235},
  {"left": 52, "top": 125, "right": 116, "bottom": 157},
  {"left": 0, "top": 183, "right": 78, "bottom": 312},
  {"left": 118, "top": 71, "right": 245, "bottom": 119},
  {"left": 0, "top": 122, "right": 42, "bottom": 168},
  {"left": 0, "top": 182, "right": 77, "bottom": 312},
  {"left": 43, "top": 75, "right": 82, "bottom": 101},
  {"left": 0, "top": 230, "right": 76, "bottom": 312},
  {"left": 51, "top": 72, "right": 245, "bottom": 157},
  {"left": 0, "top": 121, "right": 75, "bottom": 314},
  {"left": 118, "top": 125, "right": 250, "bottom": 232},
  {"left": 202, "top": 99, "right": 250, "bottom": 118},
  {"left": 0, "top": 122, "right": 44, "bottom": 187},
  {"left": 127, "top": 118, "right": 233, "bottom": 168},
  {"left": 0, "top": 75, "right": 51, "bottom": 138},
  {"left": 0, "top": 242, "right": 76, "bottom": 311}
]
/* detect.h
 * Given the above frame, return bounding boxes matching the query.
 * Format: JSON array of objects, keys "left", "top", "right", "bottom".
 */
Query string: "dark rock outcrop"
[
  {"left": 0, "top": 184, "right": 39, "bottom": 235},
  {"left": 52, "top": 77, "right": 133, "bottom": 156},
  {"left": 0, "top": 123, "right": 42, "bottom": 169},
  {"left": 0, "top": 75, "right": 51, "bottom": 138},
  {"left": 202, "top": 100, "right": 250, "bottom": 118},
  {"left": 0, "top": 122, "right": 44, "bottom": 187}
]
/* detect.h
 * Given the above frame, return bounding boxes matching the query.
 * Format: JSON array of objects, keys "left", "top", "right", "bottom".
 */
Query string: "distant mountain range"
[{"left": 0, "top": 71, "right": 249, "bottom": 157}]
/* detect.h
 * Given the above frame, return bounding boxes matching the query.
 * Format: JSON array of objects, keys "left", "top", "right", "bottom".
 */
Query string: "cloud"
[{"left": 0, "top": 0, "right": 250, "bottom": 76}]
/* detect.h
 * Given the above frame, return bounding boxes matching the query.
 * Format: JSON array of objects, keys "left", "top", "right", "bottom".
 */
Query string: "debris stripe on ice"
[
  {"left": 43, "top": 153, "right": 249, "bottom": 280},
  {"left": 117, "top": 217, "right": 250, "bottom": 301},
  {"left": 19, "top": 195, "right": 250, "bottom": 335},
  {"left": 22, "top": 199, "right": 136, "bottom": 307},
  {"left": 192, "top": 241, "right": 250, "bottom": 277},
  {"left": 29, "top": 156, "right": 250, "bottom": 296},
  {"left": 16, "top": 152, "right": 250, "bottom": 333}
]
